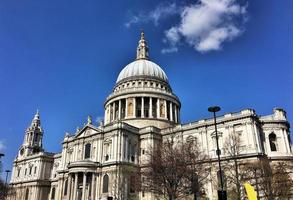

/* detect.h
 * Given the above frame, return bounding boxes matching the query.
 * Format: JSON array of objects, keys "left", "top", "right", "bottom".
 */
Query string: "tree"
[
  {"left": 184, "top": 138, "right": 210, "bottom": 200},
  {"left": 243, "top": 158, "right": 293, "bottom": 200},
  {"left": 113, "top": 165, "right": 141, "bottom": 200},
  {"left": 0, "top": 178, "right": 10, "bottom": 200},
  {"left": 222, "top": 131, "right": 242, "bottom": 200},
  {"left": 141, "top": 137, "right": 209, "bottom": 200}
]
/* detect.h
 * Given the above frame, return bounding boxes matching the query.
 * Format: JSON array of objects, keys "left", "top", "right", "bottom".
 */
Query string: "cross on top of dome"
[{"left": 136, "top": 30, "right": 149, "bottom": 60}]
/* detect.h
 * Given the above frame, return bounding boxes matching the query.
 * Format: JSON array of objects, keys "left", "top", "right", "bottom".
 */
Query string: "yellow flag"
[{"left": 244, "top": 183, "right": 258, "bottom": 200}]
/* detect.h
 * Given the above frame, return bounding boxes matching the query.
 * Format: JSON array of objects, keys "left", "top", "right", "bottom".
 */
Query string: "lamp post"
[
  {"left": 208, "top": 106, "right": 227, "bottom": 200},
  {"left": 0, "top": 153, "right": 4, "bottom": 174},
  {"left": 5, "top": 170, "right": 11, "bottom": 198},
  {"left": 5, "top": 170, "right": 11, "bottom": 185}
]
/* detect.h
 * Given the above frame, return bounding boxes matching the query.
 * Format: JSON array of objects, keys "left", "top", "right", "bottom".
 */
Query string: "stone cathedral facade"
[{"left": 8, "top": 32, "right": 293, "bottom": 200}]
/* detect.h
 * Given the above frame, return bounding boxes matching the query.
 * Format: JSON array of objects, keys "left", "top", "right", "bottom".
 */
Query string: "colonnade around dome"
[{"left": 104, "top": 96, "right": 180, "bottom": 125}]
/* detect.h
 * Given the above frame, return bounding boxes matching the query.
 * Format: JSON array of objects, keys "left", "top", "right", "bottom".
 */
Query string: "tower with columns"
[
  {"left": 8, "top": 32, "right": 293, "bottom": 200},
  {"left": 20, "top": 110, "right": 44, "bottom": 157}
]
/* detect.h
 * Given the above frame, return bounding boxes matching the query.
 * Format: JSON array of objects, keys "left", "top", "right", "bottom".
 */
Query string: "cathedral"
[{"left": 8, "top": 32, "right": 293, "bottom": 200}]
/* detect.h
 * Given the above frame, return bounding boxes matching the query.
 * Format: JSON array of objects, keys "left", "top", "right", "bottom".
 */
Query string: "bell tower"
[{"left": 19, "top": 110, "right": 44, "bottom": 157}]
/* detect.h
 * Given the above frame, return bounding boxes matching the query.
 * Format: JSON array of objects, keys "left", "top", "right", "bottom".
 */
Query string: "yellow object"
[{"left": 244, "top": 183, "right": 258, "bottom": 200}]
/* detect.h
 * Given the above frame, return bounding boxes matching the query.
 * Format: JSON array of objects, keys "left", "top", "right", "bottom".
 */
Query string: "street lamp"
[
  {"left": 0, "top": 153, "right": 4, "bottom": 174},
  {"left": 4, "top": 170, "right": 11, "bottom": 198},
  {"left": 208, "top": 106, "right": 227, "bottom": 200},
  {"left": 5, "top": 170, "right": 11, "bottom": 185}
]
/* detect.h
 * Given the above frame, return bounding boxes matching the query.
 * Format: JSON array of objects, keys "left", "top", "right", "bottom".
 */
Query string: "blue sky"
[{"left": 0, "top": 0, "right": 293, "bottom": 180}]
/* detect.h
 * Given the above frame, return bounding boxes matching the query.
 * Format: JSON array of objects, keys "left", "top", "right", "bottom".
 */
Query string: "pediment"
[{"left": 74, "top": 124, "right": 102, "bottom": 139}]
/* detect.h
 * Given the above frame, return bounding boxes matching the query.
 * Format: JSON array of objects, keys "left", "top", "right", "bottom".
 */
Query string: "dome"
[{"left": 116, "top": 59, "right": 168, "bottom": 83}]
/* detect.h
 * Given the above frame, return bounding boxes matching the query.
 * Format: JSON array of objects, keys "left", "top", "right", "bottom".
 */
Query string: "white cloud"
[
  {"left": 196, "top": 25, "right": 241, "bottom": 52},
  {"left": 0, "top": 140, "right": 6, "bottom": 152},
  {"left": 161, "top": 47, "right": 178, "bottom": 54},
  {"left": 164, "top": 0, "right": 247, "bottom": 53},
  {"left": 125, "top": 2, "right": 179, "bottom": 27}
]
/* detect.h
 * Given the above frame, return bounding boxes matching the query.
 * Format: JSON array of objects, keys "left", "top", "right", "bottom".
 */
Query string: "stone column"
[
  {"left": 174, "top": 105, "right": 178, "bottom": 123},
  {"left": 82, "top": 172, "right": 87, "bottom": 200},
  {"left": 68, "top": 175, "right": 72, "bottom": 200},
  {"left": 149, "top": 97, "right": 153, "bottom": 118},
  {"left": 169, "top": 102, "right": 173, "bottom": 121},
  {"left": 283, "top": 129, "right": 290, "bottom": 153},
  {"left": 125, "top": 98, "right": 128, "bottom": 119},
  {"left": 157, "top": 99, "right": 160, "bottom": 118},
  {"left": 252, "top": 122, "right": 262, "bottom": 153},
  {"left": 104, "top": 106, "right": 108, "bottom": 124},
  {"left": 164, "top": 100, "right": 168, "bottom": 119},
  {"left": 141, "top": 97, "right": 144, "bottom": 118},
  {"left": 177, "top": 107, "right": 180, "bottom": 123},
  {"left": 118, "top": 100, "right": 121, "bottom": 120},
  {"left": 91, "top": 173, "right": 96, "bottom": 200},
  {"left": 133, "top": 98, "right": 136, "bottom": 117},
  {"left": 113, "top": 101, "right": 116, "bottom": 120},
  {"left": 73, "top": 173, "right": 78, "bottom": 200}
]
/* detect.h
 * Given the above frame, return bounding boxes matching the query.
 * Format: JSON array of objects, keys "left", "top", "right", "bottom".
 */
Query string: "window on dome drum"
[
  {"left": 128, "top": 101, "right": 133, "bottom": 116},
  {"left": 103, "top": 174, "right": 109, "bottom": 193},
  {"left": 121, "top": 99, "right": 126, "bottom": 119},
  {"left": 84, "top": 143, "right": 91, "bottom": 159},
  {"left": 17, "top": 168, "right": 21, "bottom": 177},
  {"left": 152, "top": 98, "right": 157, "bottom": 118},
  {"left": 29, "top": 166, "right": 32, "bottom": 175},
  {"left": 144, "top": 97, "right": 149, "bottom": 117},
  {"left": 136, "top": 97, "right": 142, "bottom": 117},
  {"left": 34, "top": 166, "right": 37, "bottom": 174},
  {"left": 25, "top": 188, "right": 29, "bottom": 200},
  {"left": 51, "top": 187, "right": 55, "bottom": 200},
  {"left": 269, "top": 133, "right": 277, "bottom": 151}
]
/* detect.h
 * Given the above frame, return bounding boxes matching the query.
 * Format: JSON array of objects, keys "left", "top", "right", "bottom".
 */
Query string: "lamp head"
[{"left": 208, "top": 106, "right": 221, "bottom": 113}]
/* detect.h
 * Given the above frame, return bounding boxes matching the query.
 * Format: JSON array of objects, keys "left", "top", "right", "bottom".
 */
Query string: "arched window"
[
  {"left": 269, "top": 133, "right": 277, "bottom": 151},
  {"left": 84, "top": 143, "right": 91, "bottom": 159},
  {"left": 25, "top": 188, "right": 29, "bottom": 200},
  {"left": 103, "top": 174, "right": 109, "bottom": 193},
  {"left": 64, "top": 179, "right": 68, "bottom": 196},
  {"left": 51, "top": 187, "right": 55, "bottom": 200},
  {"left": 129, "top": 175, "right": 136, "bottom": 193}
]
